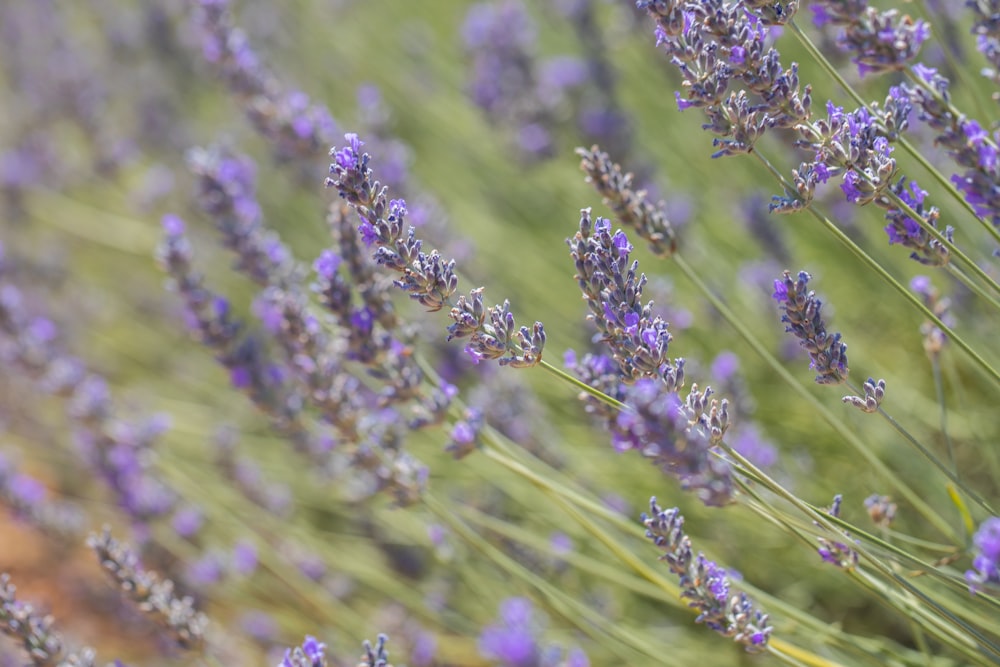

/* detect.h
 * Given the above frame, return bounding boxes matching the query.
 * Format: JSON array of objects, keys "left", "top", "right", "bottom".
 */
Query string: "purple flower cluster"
[
  {"left": 565, "top": 211, "right": 735, "bottom": 505},
  {"left": 567, "top": 209, "right": 674, "bottom": 382},
  {"left": 327, "top": 134, "right": 546, "bottom": 368},
  {"left": 577, "top": 147, "right": 677, "bottom": 258},
  {"left": 811, "top": 0, "right": 930, "bottom": 77},
  {"left": 463, "top": 1, "right": 557, "bottom": 159},
  {"left": 816, "top": 495, "right": 859, "bottom": 568},
  {"left": 910, "top": 275, "right": 954, "bottom": 357},
  {"left": 899, "top": 63, "right": 1000, "bottom": 245},
  {"left": 0, "top": 273, "right": 178, "bottom": 527},
  {"left": 968, "top": 0, "right": 1000, "bottom": 89},
  {"left": 186, "top": 147, "right": 296, "bottom": 287},
  {"left": 0, "top": 452, "right": 86, "bottom": 539},
  {"left": 966, "top": 517, "right": 1000, "bottom": 594},
  {"left": 565, "top": 350, "right": 734, "bottom": 505},
  {"left": 478, "top": 598, "right": 589, "bottom": 667},
  {"left": 280, "top": 636, "right": 329, "bottom": 667},
  {"left": 634, "top": 0, "right": 953, "bottom": 265},
  {"left": 0, "top": 573, "right": 95, "bottom": 667},
  {"left": 772, "top": 270, "right": 849, "bottom": 385},
  {"left": 88, "top": 528, "right": 209, "bottom": 650},
  {"left": 637, "top": 0, "right": 811, "bottom": 149},
  {"left": 158, "top": 214, "right": 316, "bottom": 453},
  {"left": 278, "top": 633, "right": 394, "bottom": 667},
  {"left": 642, "top": 498, "right": 772, "bottom": 651},
  {"left": 863, "top": 494, "right": 897, "bottom": 528},
  {"left": 190, "top": 0, "right": 337, "bottom": 163}
]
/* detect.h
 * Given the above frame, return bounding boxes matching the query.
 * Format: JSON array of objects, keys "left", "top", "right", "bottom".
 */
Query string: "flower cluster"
[
  {"left": 0, "top": 269, "right": 178, "bottom": 526},
  {"left": 0, "top": 573, "right": 96, "bottom": 667},
  {"left": 968, "top": 0, "right": 1000, "bottom": 90},
  {"left": 577, "top": 147, "right": 677, "bottom": 258},
  {"left": 772, "top": 270, "right": 849, "bottom": 385},
  {"left": 478, "top": 597, "right": 589, "bottom": 667},
  {"left": 87, "top": 528, "right": 209, "bottom": 650},
  {"left": 636, "top": 0, "right": 952, "bottom": 266},
  {"left": 909, "top": 275, "right": 954, "bottom": 357},
  {"left": 190, "top": 0, "right": 337, "bottom": 162},
  {"left": 0, "top": 452, "right": 86, "bottom": 539},
  {"left": 864, "top": 494, "right": 897, "bottom": 529},
  {"left": 966, "top": 517, "right": 1000, "bottom": 594},
  {"left": 642, "top": 498, "right": 772, "bottom": 651},
  {"left": 327, "top": 134, "right": 546, "bottom": 368},
  {"left": 816, "top": 495, "right": 859, "bottom": 569},
  {"left": 811, "top": 0, "right": 930, "bottom": 77},
  {"left": 567, "top": 209, "right": 674, "bottom": 382},
  {"left": 842, "top": 377, "right": 886, "bottom": 413},
  {"left": 899, "top": 63, "right": 1000, "bottom": 243}
]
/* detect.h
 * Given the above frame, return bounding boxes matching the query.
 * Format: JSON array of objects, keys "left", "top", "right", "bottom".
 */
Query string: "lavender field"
[{"left": 1, "top": 0, "right": 1000, "bottom": 665}]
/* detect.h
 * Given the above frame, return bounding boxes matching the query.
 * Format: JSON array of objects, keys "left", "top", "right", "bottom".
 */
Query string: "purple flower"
[
  {"left": 478, "top": 598, "right": 540, "bottom": 667},
  {"left": 967, "top": 517, "right": 1000, "bottom": 594},
  {"left": 281, "top": 635, "right": 328, "bottom": 667},
  {"left": 567, "top": 210, "right": 673, "bottom": 382},
  {"left": 328, "top": 135, "right": 544, "bottom": 368},
  {"left": 815, "top": 495, "right": 859, "bottom": 569},
  {"left": 231, "top": 540, "right": 259, "bottom": 576},
  {"left": 772, "top": 270, "right": 849, "bottom": 385},
  {"left": 642, "top": 499, "right": 771, "bottom": 651}
]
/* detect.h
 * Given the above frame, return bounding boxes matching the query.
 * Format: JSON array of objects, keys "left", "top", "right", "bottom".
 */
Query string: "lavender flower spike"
[
  {"left": 642, "top": 498, "right": 772, "bottom": 651},
  {"left": 0, "top": 572, "right": 96, "bottom": 667},
  {"left": 88, "top": 528, "right": 209, "bottom": 650},
  {"left": 327, "top": 133, "right": 545, "bottom": 368},
  {"left": 773, "top": 270, "right": 849, "bottom": 385},
  {"left": 567, "top": 209, "right": 673, "bottom": 382}
]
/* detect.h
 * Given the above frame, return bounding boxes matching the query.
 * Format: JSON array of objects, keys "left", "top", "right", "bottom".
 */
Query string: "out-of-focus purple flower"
[
  {"left": 909, "top": 275, "right": 954, "bottom": 357},
  {"left": 710, "top": 351, "right": 740, "bottom": 383},
  {"left": 231, "top": 540, "right": 259, "bottom": 576},
  {"left": 240, "top": 610, "right": 279, "bottom": 643},
  {"left": 816, "top": 495, "right": 859, "bottom": 569},
  {"left": 549, "top": 532, "right": 573, "bottom": 557},
  {"left": 445, "top": 408, "right": 484, "bottom": 460},
  {"left": 729, "top": 424, "right": 778, "bottom": 469},
  {"left": 171, "top": 506, "right": 204, "bottom": 539},
  {"left": 577, "top": 148, "right": 676, "bottom": 257},
  {"left": 863, "top": 494, "right": 897, "bottom": 528},
  {"left": 88, "top": 528, "right": 208, "bottom": 650},
  {"left": 967, "top": 517, "right": 1000, "bottom": 594},
  {"left": 410, "top": 630, "right": 437, "bottom": 667},
  {"left": 642, "top": 499, "right": 772, "bottom": 651},
  {"left": 809, "top": 0, "right": 929, "bottom": 77},
  {"left": 186, "top": 552, "right": 225, "bottom": 586},
  {"left": 191, "top": 0, "right": 337, "bottom": 163},
  {"left": 280, "top": 635, "right": 327, "bottom": 667},
  {"left": 478, "top": 598, "right": 540, "bottom": 667}
]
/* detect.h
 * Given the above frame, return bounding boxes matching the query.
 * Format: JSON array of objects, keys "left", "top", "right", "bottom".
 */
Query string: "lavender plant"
[{"left": 1, "top": 0, "right": 1000, "bottom": 665}]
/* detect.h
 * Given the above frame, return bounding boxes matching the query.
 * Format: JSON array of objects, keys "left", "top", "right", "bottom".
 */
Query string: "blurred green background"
[{"left": 2, "top": 0, "right": 998, "bottom": 665}]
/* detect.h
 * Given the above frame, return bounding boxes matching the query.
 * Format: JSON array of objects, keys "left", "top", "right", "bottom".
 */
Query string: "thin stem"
[
  {"left": 672, "top": 251, "right": 959, "bottom": 542},
  {"left": 752, "top": 148, "right": 1000, "bottom": 389}
]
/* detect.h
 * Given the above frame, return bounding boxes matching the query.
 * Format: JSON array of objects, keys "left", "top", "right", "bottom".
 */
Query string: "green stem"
[{"left": 672, "top": 251, "right": 959, "bottom": 542}]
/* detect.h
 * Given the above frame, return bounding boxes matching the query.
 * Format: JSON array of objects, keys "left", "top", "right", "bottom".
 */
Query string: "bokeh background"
[{"left": 1, "top": 0, "right": 998, "bottom": 665}]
